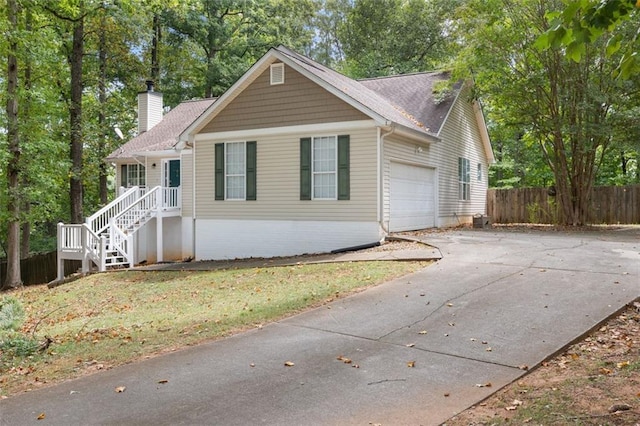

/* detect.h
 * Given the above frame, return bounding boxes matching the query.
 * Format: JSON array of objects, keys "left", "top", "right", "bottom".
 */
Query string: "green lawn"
[{"left": 0, "top": 261, "right": 428, "bottom": 397}]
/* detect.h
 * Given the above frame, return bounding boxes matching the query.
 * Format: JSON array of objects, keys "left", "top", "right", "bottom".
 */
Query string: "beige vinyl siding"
[
  {"left": 199, "top": 64, "right": 368, "bottom": 134},
  {"left": 382, "top": 135, "right": 437, "bottom": 226},
  {"left": 146, "top": 158, "right": 161, "bottom": 188},
  {"left": 195, "top": 126, "right": 378, "bottom": 221},
  {"left": 181, "top": 151, "right": 193, "bottom": 216},
  {"left": 435, "top": 88, "right": 489, "bottom": 218}
]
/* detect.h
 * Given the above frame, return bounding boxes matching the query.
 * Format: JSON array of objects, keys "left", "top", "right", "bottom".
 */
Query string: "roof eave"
[
  {"left": 387, "top": 124, "right": 440, "bottom": 144},
  {"left": 473, "top": 101, "right": 495, "bottom": 164}
]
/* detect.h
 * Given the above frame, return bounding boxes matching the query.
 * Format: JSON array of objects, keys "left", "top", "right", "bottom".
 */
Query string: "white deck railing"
[{"left": 162, "top": 187, "right": 180, "bottom": 209}]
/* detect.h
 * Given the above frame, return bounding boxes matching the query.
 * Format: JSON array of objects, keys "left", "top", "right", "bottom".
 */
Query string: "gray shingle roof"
[
  {"left": 358, "top": 72, "right": 460, "bottom": 135},
  {"left": 107, "top": 98, "right": 215, "bottom": 160},
  {"left": 276, "top": 46, "right": 459, "bottom": 137}
]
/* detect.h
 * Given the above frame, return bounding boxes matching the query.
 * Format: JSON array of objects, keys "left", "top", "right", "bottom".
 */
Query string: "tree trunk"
[
  {"left": 69, "top": 16, "right": 84, "bottom": 223},
  {"left": 3, "top": 0, "right": 22, "bottom": 290},
  {"left": 98, "top": 13, "right": 108, "bottom": 205},
  {"left": 151, "top": 14, "right": 161, "bottom": 83}
]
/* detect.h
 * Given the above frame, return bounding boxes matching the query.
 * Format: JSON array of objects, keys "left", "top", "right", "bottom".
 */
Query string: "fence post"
[{"left": 57, "top": 222, "right": 65, "bottom": 281}]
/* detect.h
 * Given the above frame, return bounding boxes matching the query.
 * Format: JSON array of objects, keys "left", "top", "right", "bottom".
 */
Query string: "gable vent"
[{"left": 270, "top": 63, "right": 284, "bottom": 85}]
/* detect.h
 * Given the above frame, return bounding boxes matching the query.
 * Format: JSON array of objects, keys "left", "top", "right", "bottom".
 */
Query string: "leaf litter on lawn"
[
  {"left": 444, "top": 302, "right": 640, "bottom": 426},
  {"left": 1, "top": 261, "right": 428, "bottom": 397}
]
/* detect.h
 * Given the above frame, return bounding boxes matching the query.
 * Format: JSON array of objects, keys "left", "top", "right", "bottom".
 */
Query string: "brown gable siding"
[{"left": 198, "top": 64, "right": 369, "bottom": 134}]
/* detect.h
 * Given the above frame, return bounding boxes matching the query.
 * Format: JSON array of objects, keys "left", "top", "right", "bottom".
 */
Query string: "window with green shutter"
[
  {"left": 300, "top": 135, "right": 349, "bottom": 200},
  {"left": 215, "top": 141, "right": 256, "bottom": 200}
]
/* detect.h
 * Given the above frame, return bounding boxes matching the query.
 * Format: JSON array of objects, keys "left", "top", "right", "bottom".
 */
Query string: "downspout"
[
  {"left": 190, "top": 135, "right": 197, "bottom": 260},
  {"left": 378, "top": 125, "right": 395, "bottom": 236}
]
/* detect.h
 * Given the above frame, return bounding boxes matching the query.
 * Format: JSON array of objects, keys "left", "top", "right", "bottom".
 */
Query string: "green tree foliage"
[
  {"left": 537, "top": 0, "right": 639, "bottom": 78},
  {"left": 454, "top": 0, "right": 636, "bottom": 225},
  {"left": 158, "top": 0, "right": 316, "bottom": 105},
  {"left": 338, "top": 0, "right": 459, "bottom": 78}
]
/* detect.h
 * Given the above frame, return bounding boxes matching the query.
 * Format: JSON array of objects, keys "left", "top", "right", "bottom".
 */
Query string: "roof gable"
[
  {"left": 198, "top": 63, "right": 369, "bottom": 134},
  {"left": 180, "top": 46, "right": 450, "bottom": 144}
]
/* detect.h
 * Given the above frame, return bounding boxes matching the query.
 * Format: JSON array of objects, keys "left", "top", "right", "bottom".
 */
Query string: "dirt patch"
[{"left": 444, "top": 302, "right": 640, "bottom": 426}]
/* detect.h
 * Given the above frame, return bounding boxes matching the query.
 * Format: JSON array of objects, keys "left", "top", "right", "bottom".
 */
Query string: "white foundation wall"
[
  {"left": 195, "top": 219, "right": 383, "bottom": 260},
  {"left": 181, "top": 216, "right": 194, "bottom": 260}
]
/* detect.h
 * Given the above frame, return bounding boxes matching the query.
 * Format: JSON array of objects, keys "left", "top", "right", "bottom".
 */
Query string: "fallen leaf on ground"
[
  {"left": 475, "top": 382, "right": 492, "bottom": 388},
  {"left": 115, "top": 386, "right": 126, "bottom": 393},
  {"left": 37, "top": 413, "right": 45, "bottom": 420},
  {"left": 407, "top": 361, "right": 416, "bottom": 367},
  {"left": 158, "top": 379, "right": 169, "bottom": 384},
  {"left": 518, "top": 364, "right": 529, "bottom": 370},
  {"left": 418, "top": 330, "right": 427, "bottom": 335},
  {"left": 284, "top": 361, "right": 295, "bottom": 367},
  {"left": 609, "top": 403, "right": 632, "bottom": 413},
  {"left": 617, "top": 360, "right": 630, "bottom": 368},
  {"left": 406, "top": 343, "right": 415, "bottom": 347}
]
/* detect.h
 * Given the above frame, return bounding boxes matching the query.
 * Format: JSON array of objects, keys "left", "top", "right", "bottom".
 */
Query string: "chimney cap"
[{"left": 145, "top": 80, "right": 155, "bottom": 92}]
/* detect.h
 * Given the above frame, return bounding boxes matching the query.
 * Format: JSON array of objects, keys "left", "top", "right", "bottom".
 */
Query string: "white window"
[
  {"left": 121, "top": 164, "right": 145, "bottom": 188},
  {"left": 225, "top": 142, "right": 246, "bottom": 200},
  {"left": 458, "top": 157, "right": 470, "bottom": 201},
  {"left": 312, "top": 136, "right": 337, "bottom": 199}
]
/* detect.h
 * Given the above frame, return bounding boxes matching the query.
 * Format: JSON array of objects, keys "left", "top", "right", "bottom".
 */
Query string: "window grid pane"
[
  {"left": 226, "top": 142, "right": 245, "bottom": 200},
  {"left": 458, "top": 157, "right": 470, "bottom": 200},
  {"left": 312, "top": 136, "right": 337, "bottom": 199}
]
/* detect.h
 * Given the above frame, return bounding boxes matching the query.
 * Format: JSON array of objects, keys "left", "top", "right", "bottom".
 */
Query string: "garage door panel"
[{"left": 390, "top": 163, "right": 435, "bottom": 232}]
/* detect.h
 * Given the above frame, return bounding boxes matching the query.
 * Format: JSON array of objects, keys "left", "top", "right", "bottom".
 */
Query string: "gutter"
[{"left": 378, "top": 125, "right": 395, "bottom": 235}]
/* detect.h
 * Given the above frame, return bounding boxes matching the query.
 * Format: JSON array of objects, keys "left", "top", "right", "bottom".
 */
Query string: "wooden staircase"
[{"left": 57, "top": 186, "right": 162, "bottom": 280}]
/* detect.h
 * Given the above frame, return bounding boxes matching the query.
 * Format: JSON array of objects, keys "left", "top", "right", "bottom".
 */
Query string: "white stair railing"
[
  {"left": 109, "top": 186, "right": 161, "bottom": 265},
  {"left": 86, "top": 186, "right": 142, "bottom": 235}
]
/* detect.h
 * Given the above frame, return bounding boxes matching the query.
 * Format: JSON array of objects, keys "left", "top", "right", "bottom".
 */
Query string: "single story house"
[{"left": 57, "top": 45, "right": 493, "bottom": 276}]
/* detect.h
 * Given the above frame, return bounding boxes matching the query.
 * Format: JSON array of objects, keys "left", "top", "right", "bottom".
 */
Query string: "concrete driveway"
[{"left": 1, "top": 228, "right": 638, "bottom": 425}]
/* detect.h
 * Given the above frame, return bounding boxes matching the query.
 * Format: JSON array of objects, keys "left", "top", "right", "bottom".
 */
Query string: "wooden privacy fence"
[
  {"left": 0, "top": 251, "right": 82, "bottom": 287},
  {"left": 486, "top": 185, "right": 640, "bottom": 224}
]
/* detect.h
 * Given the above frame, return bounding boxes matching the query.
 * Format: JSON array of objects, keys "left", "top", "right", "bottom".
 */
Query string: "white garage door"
[{"left": 390, "top": 163, "right": 435, "bottom": 232}]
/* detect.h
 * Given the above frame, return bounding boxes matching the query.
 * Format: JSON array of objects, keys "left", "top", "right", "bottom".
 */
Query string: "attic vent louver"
[{"left": 270, "top": 63, "right": 284, "bottom": 85}]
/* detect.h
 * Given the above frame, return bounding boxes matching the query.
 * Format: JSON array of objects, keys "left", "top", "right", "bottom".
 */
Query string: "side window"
[
  {"left": 215, "top": 141, "right": 256, "bottom": 201},
  {"left": 458, "top": 157, "right": 470, "bottom": 201}
]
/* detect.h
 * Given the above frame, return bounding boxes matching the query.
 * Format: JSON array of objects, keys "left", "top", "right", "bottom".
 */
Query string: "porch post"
[
  {"left": 57, "top": 222, "right": 64, "bottom": 281},
  {"left": 156, "top": 212, "right": 163, "bottom": 263}
]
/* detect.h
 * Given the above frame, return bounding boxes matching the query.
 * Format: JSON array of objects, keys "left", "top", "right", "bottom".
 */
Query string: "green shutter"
[
  {"left": 300, "top": 138, "right": 312, "bottom": 200},
  {"left": 121, "top": 164, "right": 127, "bottom": 187},
  {"left": 337, "top": 135, "right": 350, "bottom": 200},
  {"left": 215, "top": 143, "right": 225, "bottom": 200},
  {"left": 246, "top": 141, "right": 256, "bottom": 201}
]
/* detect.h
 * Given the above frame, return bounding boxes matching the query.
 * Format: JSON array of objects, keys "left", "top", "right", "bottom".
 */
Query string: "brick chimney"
[{"left": 137, "top": 80, "right": 163, "bottom": 134}]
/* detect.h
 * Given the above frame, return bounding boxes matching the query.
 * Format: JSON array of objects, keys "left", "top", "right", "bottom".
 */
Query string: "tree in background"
[
  {"left": 158, "top": 0, "right": 315, "bottom": 105},
  {"left": 338, "top": 0, "right": 459, "bottom": 78},
  {"left": 2, "top": 0, "right": 22, "bottom": 290},
  {"left": 454, "top": 0, "right": 637, "bottom": 225}
]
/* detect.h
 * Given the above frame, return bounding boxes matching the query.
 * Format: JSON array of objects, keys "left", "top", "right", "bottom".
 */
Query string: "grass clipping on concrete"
[{"left": 0, "top": 261, "right": 427, "bottom": 397}]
